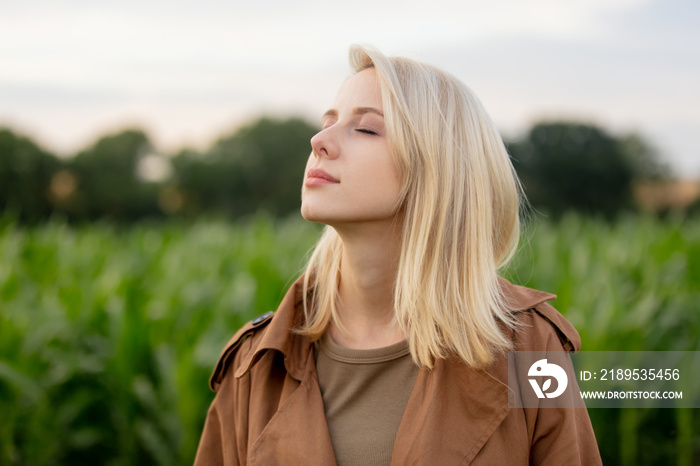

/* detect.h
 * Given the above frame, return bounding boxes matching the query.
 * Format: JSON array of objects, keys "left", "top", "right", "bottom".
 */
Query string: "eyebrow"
[{"left": 322, "top": 107, "right": 384, "bottom": 120}]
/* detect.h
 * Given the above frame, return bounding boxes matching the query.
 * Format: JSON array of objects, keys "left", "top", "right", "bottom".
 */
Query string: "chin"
[
  {"left": 301, "top": 208, "right": 348, "bottom": 228},
  {"left": 300, "top": 204, "right": 328, "bottom": 224}
]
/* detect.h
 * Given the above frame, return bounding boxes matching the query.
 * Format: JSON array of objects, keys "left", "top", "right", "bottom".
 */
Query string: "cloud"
[{"left": 0, "top": 0, "right": 697, "bottom": 174}]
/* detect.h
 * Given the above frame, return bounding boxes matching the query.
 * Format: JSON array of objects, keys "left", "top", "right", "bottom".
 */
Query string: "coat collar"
[
  {"left": 498, "top": 276, "right": 557, "bottom": 311},
  {"left": 234, "top": 274, "right": 558, "bottom": 381},
  {"left": 234, "top": 275, "right": 310, "bottom": 381}
]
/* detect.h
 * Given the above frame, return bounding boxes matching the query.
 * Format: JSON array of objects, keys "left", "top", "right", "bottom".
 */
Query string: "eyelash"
[{"left": 356, "top": 129, "right": 377, "bottom": 135}]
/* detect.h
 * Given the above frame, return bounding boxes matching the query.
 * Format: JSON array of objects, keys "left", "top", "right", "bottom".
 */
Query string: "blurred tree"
[
  {"left": 170, "top": 116, "right": 316, "bottom": 218},
  {"left": 0, "top": 127, "right": 60, "bottom": 222},
  {"left": 1, "top": 117, "right": 674, "bottom": 223},
  {"left": 508, "top": 122, "right": 636, "bottom": 218},
  {"left": 169, "top": 147, "right": 242, "bottom": 216},
  {"left": 618, "top": 132, "right": 670, "bottom": 181},
  {"left": 64, "top": 129, "right": 161, "bottom": 221}
]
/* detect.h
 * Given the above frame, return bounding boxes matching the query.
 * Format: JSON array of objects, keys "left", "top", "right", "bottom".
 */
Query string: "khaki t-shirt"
[{"left": 315, "top": 333, "right": 420, "bottom": 466}]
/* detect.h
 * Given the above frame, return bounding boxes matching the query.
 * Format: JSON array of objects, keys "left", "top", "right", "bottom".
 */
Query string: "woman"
[{"left": 194, "top": 46, "right": 601, "bottom": 465}]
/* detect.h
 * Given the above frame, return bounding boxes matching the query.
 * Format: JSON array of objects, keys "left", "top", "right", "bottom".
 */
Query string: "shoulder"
[
  {"left": 498, "top": 277, "right": 582, "bottom": 353},
  {"left": 208, "top": 311, "right": 275, "bottom": 391},
  {"left": 207, "top": 274, "right": 312, "bottom": 391},
  {"left": 513, "top": 301, "right": 581, "bottom": 353}
]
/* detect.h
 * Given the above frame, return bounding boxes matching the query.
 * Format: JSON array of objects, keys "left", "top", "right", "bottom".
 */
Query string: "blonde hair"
[{"left": 300, "top": 45, "right": 523, "bottom": 369}]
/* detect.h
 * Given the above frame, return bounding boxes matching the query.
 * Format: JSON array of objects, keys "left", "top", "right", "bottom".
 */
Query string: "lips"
[{"left": 306, "top": 168, "right": 339, "bottom": 186}]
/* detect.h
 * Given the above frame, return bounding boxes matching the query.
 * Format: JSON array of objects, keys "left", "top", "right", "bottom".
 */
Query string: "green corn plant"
[{"left": 1, "top": 212, "right": 698, "bottom": 465}]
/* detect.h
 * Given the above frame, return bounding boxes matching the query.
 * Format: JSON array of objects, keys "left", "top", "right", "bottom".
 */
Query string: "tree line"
[{"left": 0, "top": 116, "right": 673, "bottom": 224}]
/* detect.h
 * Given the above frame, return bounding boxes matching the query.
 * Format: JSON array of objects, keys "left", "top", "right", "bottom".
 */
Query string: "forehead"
[{"left": 332, "top": 68, "right": 383, "bottom": 111}]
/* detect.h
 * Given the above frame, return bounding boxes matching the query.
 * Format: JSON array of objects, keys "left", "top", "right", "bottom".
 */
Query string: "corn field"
[{"left": 1, "top": 212, "right": 698, "bottom": 465}]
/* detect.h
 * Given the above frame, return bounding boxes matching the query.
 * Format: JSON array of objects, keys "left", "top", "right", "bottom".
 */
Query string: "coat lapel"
[
  {"left": 247, "top": 348, "right": 338, "bottom": 466},
  {"left": 391, "top": 356, "right": 511, "bottom": 465}
]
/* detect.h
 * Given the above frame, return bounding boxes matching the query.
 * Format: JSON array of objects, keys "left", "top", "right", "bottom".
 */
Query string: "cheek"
[
  {"left": 378, "top": 151, "right": 401, "bottom": 190},
  {"left": 360, "top": 154, "right": 402, "bottom": 202}
]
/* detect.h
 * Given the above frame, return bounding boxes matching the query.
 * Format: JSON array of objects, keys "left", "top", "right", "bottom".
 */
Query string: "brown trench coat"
[{"left": 194, "top": 276, "right": 602, "bottom": 465}]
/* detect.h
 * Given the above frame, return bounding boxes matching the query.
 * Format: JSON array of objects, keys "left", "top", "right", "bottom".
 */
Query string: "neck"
[{"left": 330, "top": 217, "right": 405, "bottom": 349}]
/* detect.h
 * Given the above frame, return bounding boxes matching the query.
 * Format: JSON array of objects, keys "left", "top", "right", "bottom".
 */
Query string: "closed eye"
[{"left": 356, "top": 129, "right": 377, "bottom": 135}]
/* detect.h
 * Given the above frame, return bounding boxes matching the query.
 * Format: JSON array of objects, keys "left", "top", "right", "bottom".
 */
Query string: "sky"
[{"left": 1, "top": 0, "right": 698, "bottom": 176}]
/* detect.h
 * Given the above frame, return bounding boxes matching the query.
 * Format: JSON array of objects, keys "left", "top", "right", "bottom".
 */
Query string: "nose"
[{"left": 310, "top": 127, "right": 340, "bottom": 160}]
